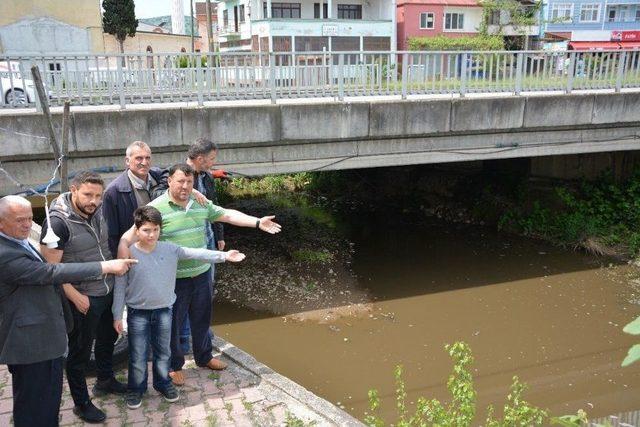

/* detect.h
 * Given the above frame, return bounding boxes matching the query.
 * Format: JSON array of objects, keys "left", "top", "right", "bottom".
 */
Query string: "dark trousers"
[
  {"left": 66, "top": 293, "right": 117, "bottom": 405},
  {"left": 170, "top": 271, "right": 213, "bottom": 371},
  {"left": 179, "top": 267, "right": 215, "bottom": 353},
  {"left": 8, "top": 357, "right": 63, "bottom": 427}
]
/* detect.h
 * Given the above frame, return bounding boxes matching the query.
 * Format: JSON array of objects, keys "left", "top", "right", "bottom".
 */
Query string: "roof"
[
  {"left": 569, "top": 41, "right": 620, "bottom": 51},
  {"left": 397, "top": 0, "right": 479, "bottom": 6},
  {"left": 139, "top": 16, "right": 199, "bottom": 36}
]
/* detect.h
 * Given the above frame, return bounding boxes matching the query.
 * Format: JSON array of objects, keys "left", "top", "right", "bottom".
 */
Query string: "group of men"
[{"left": 0, "top": 138, "right": 281, "bottom": 426}]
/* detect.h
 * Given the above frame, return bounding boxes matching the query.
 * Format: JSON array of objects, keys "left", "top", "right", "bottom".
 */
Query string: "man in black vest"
[
  {"left": 0, "top": 195, "right": 135, "bottom": 427},
  {"left": 40, "top": 172, "right": 127, "bottom": 423}
]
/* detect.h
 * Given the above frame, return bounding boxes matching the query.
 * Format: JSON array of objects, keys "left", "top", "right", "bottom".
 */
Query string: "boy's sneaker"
[
  {"left": 125, "top": 392, "right": 142, "bottom": 410},
  {"left": 159, "top": 385, "right": 179, "bottom": 403}
]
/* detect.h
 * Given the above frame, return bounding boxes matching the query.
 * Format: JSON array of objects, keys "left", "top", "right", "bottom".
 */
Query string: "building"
[
  {"left": 194, "top": 2, "right": 219, "bottom": 51},
  {"left": 396, "top": 0, "right": 482, "bottom": 50},
  {"left": 544, "top": 0, "right": 640, "bottom": 50},
  {"left": 0, "top": 0, "right": 198, "bottom": 56},
  {"left": 0, "top": 0, "right": 104, "bottom": 55},
  {"left": 215, "top": 0, "right": 397, "bottom": 54},
  {"left": 396, "top": 0, "right": 540, "bottom": 51}
]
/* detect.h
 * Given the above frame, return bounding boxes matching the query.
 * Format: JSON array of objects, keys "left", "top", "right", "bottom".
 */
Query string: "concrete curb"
[{"left": 212, "top": 336, "right": 365, "bottom": 427}]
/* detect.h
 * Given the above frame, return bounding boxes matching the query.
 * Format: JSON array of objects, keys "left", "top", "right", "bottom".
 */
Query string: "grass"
[
  {"left": 207, "top": 372, "right": 220, "bottom": 381},
  {"left": 291, "top": 249, "right": 333, "bottom": 263}
]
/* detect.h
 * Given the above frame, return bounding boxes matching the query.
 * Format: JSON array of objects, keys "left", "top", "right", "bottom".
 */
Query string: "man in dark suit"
[{"left": 0, "top": 195, "right": 136, "bottom": 427}]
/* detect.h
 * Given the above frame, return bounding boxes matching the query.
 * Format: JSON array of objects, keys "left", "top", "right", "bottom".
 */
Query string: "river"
[{"left": 213, "top": 214, "right": 640, "bottom": 422}]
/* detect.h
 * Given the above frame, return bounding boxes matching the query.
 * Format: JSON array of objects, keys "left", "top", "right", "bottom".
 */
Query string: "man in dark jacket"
[
  {"left": 102, "top": 141, "right": 163, "bottom": 257},
  {"left": 0, "top": 195, "right": 135, "bottom": 427},
  {"left": 40, "top": 171, "right": 127, "bottom": 423}
]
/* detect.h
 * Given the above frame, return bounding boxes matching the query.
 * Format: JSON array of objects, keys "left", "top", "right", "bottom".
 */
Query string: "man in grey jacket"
[
  {"left": 40, "top": 171, "right": 127, "bottom": 424},
  {"left": 0, "top": 195, "right": 135, "bottom": 427}
]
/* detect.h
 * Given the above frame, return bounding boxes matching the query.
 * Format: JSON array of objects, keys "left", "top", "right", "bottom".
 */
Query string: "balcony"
[
  {"left": 487, "top": 24, "right": 540, "bottom": 36},
  {"left": 251, "top": 18, "right": 393, "bottom": 38}
]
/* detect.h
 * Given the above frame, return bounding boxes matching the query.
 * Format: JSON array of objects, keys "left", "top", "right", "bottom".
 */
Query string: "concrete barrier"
[{"left": 1, "top": 91, "right": 639, "bottom": 195}]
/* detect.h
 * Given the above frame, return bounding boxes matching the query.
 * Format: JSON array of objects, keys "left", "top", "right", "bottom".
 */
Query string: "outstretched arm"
[{"left": 217, "top": 209, "right": 281, "bottom": 234}]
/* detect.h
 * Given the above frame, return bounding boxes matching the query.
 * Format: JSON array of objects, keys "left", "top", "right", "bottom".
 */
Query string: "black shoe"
[
  {"left": 93, "top": 377, "right": 127, "bottom": 396},
  {"left": 125, "top": 392, "right": 142, "bottom": 410},
  {"left": 158, "top": 384, "right": 179, "bottom": 403},
  {"left": 73, "top": 400, "right": 106, "bottom": 423}
]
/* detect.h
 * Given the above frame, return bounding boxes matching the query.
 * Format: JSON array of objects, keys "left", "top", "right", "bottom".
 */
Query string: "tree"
[
  {"left": 102, "top": 0, "right": 138, "bottom": 54},
  {"left": 479, "top": 0, "right": 542, "bottom": 50}
]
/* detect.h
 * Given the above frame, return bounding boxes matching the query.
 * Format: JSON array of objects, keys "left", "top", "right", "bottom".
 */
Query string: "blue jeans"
[
  {"left": 127, "top": 307, "right": 173, "bottom": 394},
  {"left": 171, "top": 270, "right": 214, "bottom": 371},
  {"left": 179, "top": 266, "right": 215, "bottom": 353}
]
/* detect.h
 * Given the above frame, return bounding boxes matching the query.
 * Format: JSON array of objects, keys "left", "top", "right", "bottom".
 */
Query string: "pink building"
[{"left": 396, "top": 0, "right": 481, "bottom": 50}]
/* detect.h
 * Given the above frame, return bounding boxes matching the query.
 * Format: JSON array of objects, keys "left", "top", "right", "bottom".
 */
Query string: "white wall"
[
  {"left": 442, "top": 7, "right": 483, "bottom": 33},
  {"left": 0, "top": 17, "right": 91, "bottom": 55}
]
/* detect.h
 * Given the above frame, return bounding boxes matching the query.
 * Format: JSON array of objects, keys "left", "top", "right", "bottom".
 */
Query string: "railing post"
[
  {"left": 338, "top": 54, "right": 344, "bottom": 101},
  {"left": 615, "top": 51, "right": 627, "bottom": 93},
  {"left": 116, "top": 56, "right": 126, "bottom": 109},
  {"left": 196, "top": 54, "right": 204, "bottom": 107},
  {"left": 460, "top": 52, "right": 468, "bottom": 98},
  {"left": 566, "top": 52, "right": 576, "bottom": 94},
  {"left": 31, "top": 61, "right": 43, "bottom": 112},
  {"left": 515, "top": 52, "right": 524, "bottom": 96},
  {"left": 401, "top": 53, "right": 408, "bottom": 100},
  {"left": 269, "top": 53, "right": 276, "bottom": 104}
]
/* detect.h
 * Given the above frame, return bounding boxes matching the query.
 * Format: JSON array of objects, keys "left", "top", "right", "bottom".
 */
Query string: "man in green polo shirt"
[{"left": 119, "top": 163, "right": 280, "bottom": 386}]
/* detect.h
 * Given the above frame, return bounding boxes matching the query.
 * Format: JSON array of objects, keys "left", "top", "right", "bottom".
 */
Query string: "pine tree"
[{"left": 102, "top": 0, "right": 138, "bottom": 54}]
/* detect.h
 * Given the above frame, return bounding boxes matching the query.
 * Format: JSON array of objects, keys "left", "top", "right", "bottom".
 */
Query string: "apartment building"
[{"left": 216, "top": 0, "right": 396, "bottom": 54}]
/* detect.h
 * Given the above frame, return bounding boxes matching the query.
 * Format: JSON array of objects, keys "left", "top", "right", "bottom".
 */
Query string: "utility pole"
[
  {"left": 205, "top": 0, "right": 214, "bottom": 52},
  {"left": 190, "top": 0, "right": 195, "bottom": 52}
]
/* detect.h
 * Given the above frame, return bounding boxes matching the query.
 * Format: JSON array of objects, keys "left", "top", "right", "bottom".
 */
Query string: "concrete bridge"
[{"left": 0, "top": 90, "right": 639, "bottom": 195}]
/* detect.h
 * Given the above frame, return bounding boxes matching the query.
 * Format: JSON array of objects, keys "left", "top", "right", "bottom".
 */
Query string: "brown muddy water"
[{"left": 217, "top": 218, "right": 640, "bottom": 422}]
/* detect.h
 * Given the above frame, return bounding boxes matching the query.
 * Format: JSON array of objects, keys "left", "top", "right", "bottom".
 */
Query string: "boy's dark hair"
[
  {"left": 134, "top": 205, "right": 163, "bottom": 228},
  {"left": 70, "top": 171, "right": 104, "bottom": 188},
  {"left": 187, "top": 138, "right": 218, "bottom": 160},
  {"left": 168, "top": 163, "right": 196, "bottom": 178}
]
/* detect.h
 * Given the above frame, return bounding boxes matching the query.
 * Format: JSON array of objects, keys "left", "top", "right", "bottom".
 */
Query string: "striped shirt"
[{"left": 148, "top": 191, "right": 225, "bottom": 279}]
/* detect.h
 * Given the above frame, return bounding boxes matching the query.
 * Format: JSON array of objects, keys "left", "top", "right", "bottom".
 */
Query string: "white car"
[{"left": 0, "top": 73, "right": 36, "bottom": 105}]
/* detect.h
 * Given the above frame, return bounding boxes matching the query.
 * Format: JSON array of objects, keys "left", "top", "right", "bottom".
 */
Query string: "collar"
[
  {"left": 0, "top": 230, "right": 32, "bottom": 248},
  {"left": 128, "top": 170, "right": 152, "bottom": 191},
  {"left": 167, "top": 193, "right": 195, "bottom": 212}
]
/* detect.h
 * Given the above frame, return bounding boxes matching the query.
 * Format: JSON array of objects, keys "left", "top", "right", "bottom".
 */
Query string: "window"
[
  {"left": 550, "top": 3, "right": 573, "bottom": 22},
  {"left": 488, "top": 10, "right": 501, "bottom": 25},
  {"left": 338, "top": 4, "right": 362, "bottom": 19},
  {"left": 607, "top": 5, "right": 632, "bottom": 22},
  {"left": 420, "top": 12, "right": 434, "bottom": 29},
  {"left": 314, "top": 3, "right": 328, "bottom": 19},
  {"left": 239, "top": 4, "right": 245, "bottom": 23},
  {"left": 223, "top": 9, "right": 229, "bottom": 27},
  {"left": 636, "top": 9, "right": 640, "bottom": 21},
  {"left": 263, "top": 2, "right": 301, "bottom": 18},
  {"left": 444, "top": 12, "right": 464, "bottom": 30},
  {"left": 579, "top": 4, "right": 599, "bottom": 23}
]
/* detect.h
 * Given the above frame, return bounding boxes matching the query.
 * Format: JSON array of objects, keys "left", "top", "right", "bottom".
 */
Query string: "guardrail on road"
[{"left": 1, "top": 49, "right": 639, "bottom": 109}]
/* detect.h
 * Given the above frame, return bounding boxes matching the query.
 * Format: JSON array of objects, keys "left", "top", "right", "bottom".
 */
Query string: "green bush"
[
  {"left": 408, "top": 35, "right": 505, "bottom": 52},
  {"left": 498, "top": 169, "right": 640, "bottom": 256},
  {"left": 364, "top": 342, "right": 586, "bottom": 427}
]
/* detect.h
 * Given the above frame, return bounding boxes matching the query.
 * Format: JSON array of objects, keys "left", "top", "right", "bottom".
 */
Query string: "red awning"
[
  {"left": 569, "top": 41, "right": 620, "bottom": 51},
  {"left": 619, "top": 42, "right": 640, "bottom": 50}
]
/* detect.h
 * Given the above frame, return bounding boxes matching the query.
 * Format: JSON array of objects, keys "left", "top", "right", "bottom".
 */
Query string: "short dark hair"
[
  {"left": 134, "top": 205, "right": 163, "bottom": 228},
  {"left": 70, "top": 171, "right": 104, "bottom": 188},
  {"left": 187, "top": 138, "right": 218, "bottom": 160},
  {"left": 168, "top": 163, "right": 196, "bottom": 178}
]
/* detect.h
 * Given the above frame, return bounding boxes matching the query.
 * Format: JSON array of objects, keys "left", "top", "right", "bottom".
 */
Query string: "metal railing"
[{"left": 1, "top": 49, "right": 639, "bottom": 109}]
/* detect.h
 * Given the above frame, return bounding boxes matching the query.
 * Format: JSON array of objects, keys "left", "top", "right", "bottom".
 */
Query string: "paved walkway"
[{"left": 0, "top": 337, "right": 362, "bottom": 427}]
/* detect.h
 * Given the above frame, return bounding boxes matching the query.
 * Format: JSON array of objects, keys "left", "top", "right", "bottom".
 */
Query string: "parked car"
[{"left": 0, "top": 73, "right": 36, "bottom": 105}]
